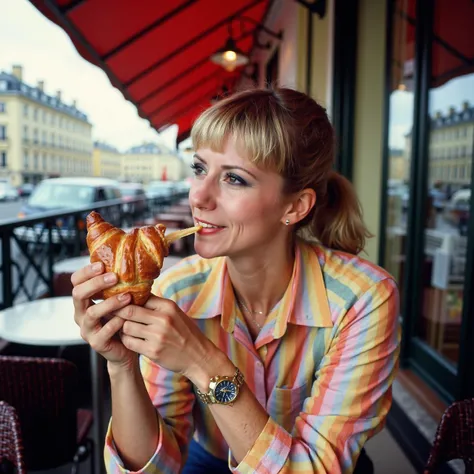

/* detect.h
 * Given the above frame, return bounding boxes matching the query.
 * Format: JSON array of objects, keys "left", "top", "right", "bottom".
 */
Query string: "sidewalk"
[{"left": 366, "top": 428, "right": 417, "bottom": 474}]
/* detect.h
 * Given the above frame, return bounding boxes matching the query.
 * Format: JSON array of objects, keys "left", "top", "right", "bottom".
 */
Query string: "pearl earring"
[{"left": 285, "top": 219, "right": 290, "bottom": 226}]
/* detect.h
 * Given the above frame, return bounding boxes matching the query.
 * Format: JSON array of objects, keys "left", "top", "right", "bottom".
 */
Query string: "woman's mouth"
[{"left": 194, "top": 219, "right": 225, "bottom": 234}]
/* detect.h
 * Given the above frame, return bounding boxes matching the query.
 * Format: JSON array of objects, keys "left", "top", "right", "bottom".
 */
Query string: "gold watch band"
[{"left": 196, "top": 367, "right": 244, "bottom": 405}]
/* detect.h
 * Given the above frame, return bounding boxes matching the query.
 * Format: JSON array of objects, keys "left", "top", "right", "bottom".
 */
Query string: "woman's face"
[{"left": 189, "top": 139, "right": 291, "bottom": 260}]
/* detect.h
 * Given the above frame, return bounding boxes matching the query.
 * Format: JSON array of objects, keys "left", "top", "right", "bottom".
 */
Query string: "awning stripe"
[
  {"left": 102, "top": 0, "right": 199, "bottom": 61},
  {"left": 123, "top": 0, "right": 265, "bottom": 88}
]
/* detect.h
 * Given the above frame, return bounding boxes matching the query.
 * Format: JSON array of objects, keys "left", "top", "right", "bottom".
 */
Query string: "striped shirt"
[{"left": 104, "top": 238, "right": 401, "bottom": 473}]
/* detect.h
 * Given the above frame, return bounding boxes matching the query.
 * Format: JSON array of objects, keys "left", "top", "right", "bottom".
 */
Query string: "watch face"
[{"left": 214, "top": 380, "right": 238, "bottom": 404}]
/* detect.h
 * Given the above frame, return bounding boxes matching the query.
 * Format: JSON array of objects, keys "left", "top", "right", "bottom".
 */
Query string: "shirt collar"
[{"left": 186, "top": 239, "right": 333, "bottom": 334}]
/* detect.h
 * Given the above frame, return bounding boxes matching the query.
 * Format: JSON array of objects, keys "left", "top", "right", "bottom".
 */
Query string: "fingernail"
[
  {"left": 91, "top": 262, "right": 102, "bottom": 273},
  {"left": 104, "top": 273, "right": 117, "bottom": 283},
  {"left": 118, "top": 293, "right": 129, "bottom": 301}
]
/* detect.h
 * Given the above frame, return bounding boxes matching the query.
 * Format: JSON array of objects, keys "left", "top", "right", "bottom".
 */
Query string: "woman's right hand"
[{"left": 71, "top": 262, "right": 136, "bottom": 368}]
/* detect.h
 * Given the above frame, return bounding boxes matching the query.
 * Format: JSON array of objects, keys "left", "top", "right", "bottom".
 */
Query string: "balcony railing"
[{"left": 0, "top": 193, "right": 188, "bottom": 310}]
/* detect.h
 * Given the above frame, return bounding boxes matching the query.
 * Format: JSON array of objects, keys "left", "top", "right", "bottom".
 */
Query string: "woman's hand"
[
  {"left": 71, "top": 262, "right": 136, "bottom": 369},
  {"left": 113, "top": 296, "right": 226, "bottom": 385}
]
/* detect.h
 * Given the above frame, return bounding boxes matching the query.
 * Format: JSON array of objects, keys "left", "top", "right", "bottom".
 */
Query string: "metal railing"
[{"left": 0, "top": 193, "right": 188, "bottom": 310}]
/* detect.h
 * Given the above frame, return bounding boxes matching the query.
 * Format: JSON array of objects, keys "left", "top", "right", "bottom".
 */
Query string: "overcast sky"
[{"left": 0, "top": 0, "right": 178, "bottom": 152}]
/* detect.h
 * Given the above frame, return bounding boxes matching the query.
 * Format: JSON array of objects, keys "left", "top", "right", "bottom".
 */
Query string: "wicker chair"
[
  {"left": 0, "top": 356, "right": 94, "bottom": 473},
  {"left": 0, "top": 401, "right": 26, "bottom": 474},
  {"left": 424, "top": 398, "right": 474, "bottom": 474}
]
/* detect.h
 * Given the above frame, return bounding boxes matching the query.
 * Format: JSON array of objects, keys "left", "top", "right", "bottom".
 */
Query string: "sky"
[
  {"left": 0, "top": 0, "right": 178, "bottom": 152},
  {"left": 389, "top": 74, "right": 474, "bottom": 149}
]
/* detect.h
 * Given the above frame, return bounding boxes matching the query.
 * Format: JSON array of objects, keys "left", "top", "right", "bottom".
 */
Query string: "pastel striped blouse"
[{"left": 104, "top": 238, "right": 401, "bottom": 473}]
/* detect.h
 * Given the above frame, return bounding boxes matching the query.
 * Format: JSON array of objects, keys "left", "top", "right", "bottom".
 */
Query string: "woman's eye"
[
  {"left": 190, "top": 163, "right": 205, "bottom": 175},
  {"left": 225, "top": 173, "right": 247, "bottom": 186}
]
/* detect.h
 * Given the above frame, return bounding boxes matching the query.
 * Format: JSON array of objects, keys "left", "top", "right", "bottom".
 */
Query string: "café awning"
[
  {"left": 393, "top": 0, "right": 474, "bottom": 91},
  {"left": 30, "top": 0, "right": 273, "bottom": 142}
]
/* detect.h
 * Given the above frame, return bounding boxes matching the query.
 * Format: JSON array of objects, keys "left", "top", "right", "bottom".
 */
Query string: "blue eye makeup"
[
  {"left": 224, "top": 172, "right": 248, "bottom": 186},
  {"left": 190, "top": 162, "right": 249, "bottom": 187},
  {"left": 190, "top": 162, "right": 205, "bottom": 175}
]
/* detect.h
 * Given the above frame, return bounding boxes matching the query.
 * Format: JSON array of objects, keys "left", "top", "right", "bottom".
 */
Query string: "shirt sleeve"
[
  {"left": 231, "top": 278, "right": 401, "bottom": 474},
  {"left": 104, "top": 277, "right": 196, "bottom": 473}
]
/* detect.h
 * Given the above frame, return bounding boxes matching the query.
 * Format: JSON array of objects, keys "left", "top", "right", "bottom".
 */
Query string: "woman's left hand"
[{"left": 113, "top": 295, "right": 220, "bottom": 380}]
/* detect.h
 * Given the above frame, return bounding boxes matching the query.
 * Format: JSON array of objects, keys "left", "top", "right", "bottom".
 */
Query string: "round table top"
[{"left": 0, "top": 296, "right": 85, "bottom": 346}]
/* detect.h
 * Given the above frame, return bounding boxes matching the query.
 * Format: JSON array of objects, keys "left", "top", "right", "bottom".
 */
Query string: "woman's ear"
[{"left": 282, "top": 189, "right": 316, "bottom": 226}]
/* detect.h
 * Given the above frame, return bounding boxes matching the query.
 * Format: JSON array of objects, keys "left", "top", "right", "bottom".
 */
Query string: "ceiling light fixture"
[{"left": 210, "top": 36, "right": 249, "bottom": 72}]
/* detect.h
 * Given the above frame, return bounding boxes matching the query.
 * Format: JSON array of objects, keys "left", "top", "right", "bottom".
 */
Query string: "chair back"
[
  {"left": 0, "top": 401, "right": 26, "bottom": 474},
  {"left": 425, "top": 398, "right": 474, "bottom": 473},
  {"left": 0, "top": 356, "right": 78, "bottom": 470}
]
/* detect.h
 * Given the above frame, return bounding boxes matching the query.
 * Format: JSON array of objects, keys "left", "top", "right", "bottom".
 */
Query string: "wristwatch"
[{"left": 195, "top": 367, "right": 245, "bottom": 406}]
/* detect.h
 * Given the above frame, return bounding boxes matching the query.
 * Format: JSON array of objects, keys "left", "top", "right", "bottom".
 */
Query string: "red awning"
[
  {"left": 30, "top": 0, "right": 272, "bottom": 142},
  {"left": 393, "top": 0, "right": 474, "bottom": 91}
]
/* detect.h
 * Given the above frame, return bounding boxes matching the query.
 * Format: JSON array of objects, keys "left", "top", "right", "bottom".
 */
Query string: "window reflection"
[
  {"left": 418, "top": 0, "right": 473, "bottom": 366},
  {"left": 383, "top": 0, "right": 416, "bottom": 308}
]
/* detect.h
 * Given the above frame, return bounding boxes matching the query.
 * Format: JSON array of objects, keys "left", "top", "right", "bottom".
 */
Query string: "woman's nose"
[{"left": 189, "top": 179, "right": 217, "bottom": 211}]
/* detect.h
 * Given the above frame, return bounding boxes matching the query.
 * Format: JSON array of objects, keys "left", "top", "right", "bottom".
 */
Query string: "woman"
[{"left": 72, "top": 88, "right": 400, "bottom": 474}]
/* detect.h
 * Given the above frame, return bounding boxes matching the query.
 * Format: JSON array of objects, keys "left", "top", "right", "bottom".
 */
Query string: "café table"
[{"left": 0, "top": 297, "right": 106, "bottom": 474}]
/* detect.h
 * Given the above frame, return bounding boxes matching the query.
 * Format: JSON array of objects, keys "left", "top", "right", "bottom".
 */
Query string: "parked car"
[
  {"left": 146, "top": 181, "right": 177, "bottom": 199},
  {"left": 17, "top": 183, "right": 35, "bottom": 198},
  {"left": 174, "top": 179, "right": 192, "bottom": 194},
  {"left": 16, "top": 177, "right": 122, "bottom": 244},
  {"left": 444, "top": 189, "right": 470, "bottom": 236},
  {"left": 120, "top": 182, "right": 148, "bottom": 218},
  {"left": 0, "top": 182, "right": 19, "bottom": 201}
]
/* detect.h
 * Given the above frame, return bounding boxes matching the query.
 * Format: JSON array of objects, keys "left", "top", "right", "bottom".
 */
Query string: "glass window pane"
[
  {"left": 418, "top": 0, "right": 474, "bottom": 367},
  {"left": 383, "top": 0, "right": 416, "bottom": 312}
]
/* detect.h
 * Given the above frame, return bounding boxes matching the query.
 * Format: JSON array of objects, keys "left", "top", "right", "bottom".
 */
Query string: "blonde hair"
[{"left": 191, "top": 88, "right": 371, "bottom": 255}]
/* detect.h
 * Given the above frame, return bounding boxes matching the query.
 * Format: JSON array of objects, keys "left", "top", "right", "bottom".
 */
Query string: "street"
[
  {"left": 0, "top": 200, "right": 50, "bottom": 307},
  {"left": 0, "top": 199, "right": 24, "bottom": 222}
]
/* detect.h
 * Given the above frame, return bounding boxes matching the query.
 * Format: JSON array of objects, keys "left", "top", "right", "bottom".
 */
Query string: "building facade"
[
  {"left": 92, "top": 141, "right": 122, "bottom": 180},
  {"left": 122, "top": 143, "right": 186, "bottom": 183},
  {"left": 428, "top": 103, "right": 474, "bottom": 190},
  {"left": 0, "top": 65, "right": 92, "bottom": 186}
]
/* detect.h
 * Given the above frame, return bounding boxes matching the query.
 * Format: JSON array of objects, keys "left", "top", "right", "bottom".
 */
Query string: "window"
[
  {"left": 0, "top": 152, "right": 6, "bottom": 167},
  {"left": 23, "top": 104, "right": 29, "bottom": 117},
  {"left": 23, "top": 151, "right": 29, "bottom": 170},
  {"left": 382, "top": 0, "right": 474, "bottom": 402},
  {"left": 33, "top": 129, "right": 38, "bottom": 144},
  {"left": 23, "top": 126, "right": 28, "bottom": 139},
  {"left": 33, "top": 108, "right": 38, "bottom": 121},
  {"left": 0, "top": 102, "right": 5, "bottom": 113},
  {"left": 0, "top": 125, "right": 6, "bottom": 140},
  {"left": 0, "top": 81, "right": 7, "bottom": 91},
  {"left": 33, "top": 153, "right": 38, "bottom": 170},
  {"left": 42, "top": 154, "right": 47, "bottom": 170}
]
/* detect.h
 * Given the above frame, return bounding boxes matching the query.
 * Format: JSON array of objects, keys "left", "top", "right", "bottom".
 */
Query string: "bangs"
[{"left": 191, "top": 90, "right": 291, "bottom": 173}]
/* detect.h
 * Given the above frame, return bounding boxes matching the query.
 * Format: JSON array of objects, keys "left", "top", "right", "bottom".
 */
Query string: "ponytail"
[{"left": 304, "top": 171, "right": 373, "bottom": 255}]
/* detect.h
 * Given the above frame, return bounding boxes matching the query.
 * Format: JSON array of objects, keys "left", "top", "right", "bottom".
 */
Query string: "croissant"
[{"left": 86, "top": 211, "right": 201, "bottom": 305}]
